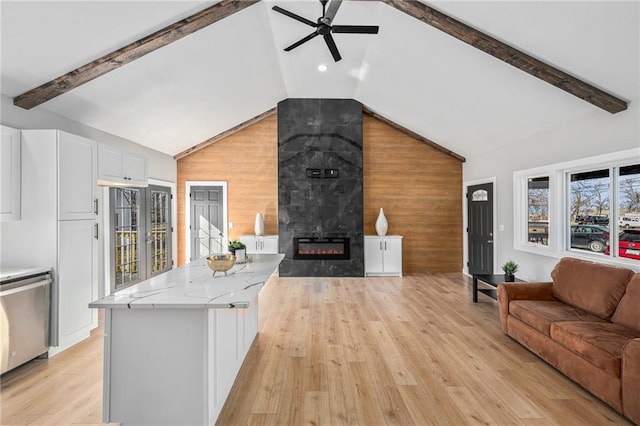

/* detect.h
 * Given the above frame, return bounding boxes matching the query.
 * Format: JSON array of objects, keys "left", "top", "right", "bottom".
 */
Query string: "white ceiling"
[{"left": 1, "top": 1, "right": 638, "bottom": 158}]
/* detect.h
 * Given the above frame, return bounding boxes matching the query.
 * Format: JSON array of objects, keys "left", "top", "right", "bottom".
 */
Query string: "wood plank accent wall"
[
  {"left": 177, "top": 115, "right": 278, "bottom": 265},
  {"left": 177, "top": 113, "right": 463, "bottom": 273},
  {"left": 362, "top": 114, "right": 462, "bottom": 274}
]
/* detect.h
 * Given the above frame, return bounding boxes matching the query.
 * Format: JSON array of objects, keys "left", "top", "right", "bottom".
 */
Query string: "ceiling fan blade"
[
  {"left": 323, "top": 0, "right": 342, "bottom": 24},
  {"left": 285, "top": 31, "right": 320, "bottom": 52},
  {"left": 272, "top": 6, "right": 318, "bottom": 28},
  {"left": 323, "top": 34, "right": 342, "bottom": 62},
  {"left": 332, "top": 25, "right": 379, "bottom": 34}
]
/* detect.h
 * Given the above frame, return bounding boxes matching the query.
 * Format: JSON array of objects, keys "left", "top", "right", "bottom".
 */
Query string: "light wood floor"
[{"left": 1, "top": 274, "right": 632, "bottom": 425}]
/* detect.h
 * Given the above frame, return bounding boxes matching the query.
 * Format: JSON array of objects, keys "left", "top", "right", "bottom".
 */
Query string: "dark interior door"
[
  {"left": 468, "top": 183, "right": 494, "bottom": 275},
  {"left": 190, "top": 186, "right": 224, "bottom": 261}
]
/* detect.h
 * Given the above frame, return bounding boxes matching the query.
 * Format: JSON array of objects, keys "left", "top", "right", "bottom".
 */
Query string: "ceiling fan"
[{"left": 272, "top": 0, "right": 379, "bottom": 62}]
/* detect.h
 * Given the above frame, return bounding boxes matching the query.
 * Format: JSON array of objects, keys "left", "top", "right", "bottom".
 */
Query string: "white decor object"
[
  {"left": 254, "top": 212, "right": 264, "bottom": 236},
  {"left": 375, "top": 208, "right": 388, "bottom": 236},
  {"left": 235, "top": 249, "right": 246, "bottom": 264}
]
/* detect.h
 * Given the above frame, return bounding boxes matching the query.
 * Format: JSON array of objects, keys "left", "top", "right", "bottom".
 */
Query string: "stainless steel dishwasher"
[{"left": 0, "top": 269, "right": 52, "bottom": 375}]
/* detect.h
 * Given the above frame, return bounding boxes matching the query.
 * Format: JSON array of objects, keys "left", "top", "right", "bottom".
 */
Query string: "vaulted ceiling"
[{"left": 1, "top": 1, "right": 638, "bottom": 159}]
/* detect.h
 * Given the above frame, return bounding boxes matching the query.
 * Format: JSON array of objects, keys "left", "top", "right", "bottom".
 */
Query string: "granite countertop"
[{"left": 89, "top": 254, "right": 284, "bottom": 309}]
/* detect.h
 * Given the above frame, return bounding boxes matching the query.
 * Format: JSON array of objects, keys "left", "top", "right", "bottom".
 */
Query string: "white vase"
[
  {"left": 254, "top": 212, "right": 264, "bottom": 236},
  {"left": 375, "top": 208, "right": 388, "bottom": 236}
]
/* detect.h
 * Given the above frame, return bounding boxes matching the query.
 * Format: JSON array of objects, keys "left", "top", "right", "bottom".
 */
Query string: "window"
[
  {"left": 472, "top": 189, "right": 488, "bottom": 201},
  {"left": 616, "top": 164, "right": 640, "bottom": 261},
  {"left": 569, "top": 169, "right": 610, "bottom": 254},
  {"left": 514, "top": 148, "right": 639, "bottom": 265},
  {"left": 110, "top": 184, "right": 173, "bottom": 290},
  {"left": 528, "top": 177, "right": 549, "bottom": 246}
]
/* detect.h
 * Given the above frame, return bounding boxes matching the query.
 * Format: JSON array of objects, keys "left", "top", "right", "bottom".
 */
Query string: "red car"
[{"left": 605, "top": 229, "right": 640, "bottom": 260}]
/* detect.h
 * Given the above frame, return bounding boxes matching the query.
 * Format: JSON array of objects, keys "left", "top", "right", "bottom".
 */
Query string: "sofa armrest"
[
  {"left": 497, "top": 282, "right": 554, "bottom": 333},
  {"left": 622, "top": 338, "right": 640, "bottom": 425}
]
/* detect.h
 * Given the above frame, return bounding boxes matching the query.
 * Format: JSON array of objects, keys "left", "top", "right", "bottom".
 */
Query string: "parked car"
[
  {"left": 577, "top": 215, "right": 609, "bottom": 226},
  {"left": 619, "top": 214, "right": 640, "bottom": 229},
  {"left": 570, "top": 225, "right": 609, "bottom": 252},
  {"left": 604, "top": 229, "right": 640, "bottom": 260}
]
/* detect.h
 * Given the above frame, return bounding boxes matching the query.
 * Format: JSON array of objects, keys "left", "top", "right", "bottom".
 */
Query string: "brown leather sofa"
[{"left": 497, "top": 257, "right": 640, "bottom": 424}]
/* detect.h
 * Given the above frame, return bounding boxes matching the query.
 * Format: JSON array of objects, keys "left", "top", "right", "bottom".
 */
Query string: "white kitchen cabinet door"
[
  {"left": 0, "top": 126, "right": 21, "bottom": 221},
  {"left": 383, "top": 237, "right": 403, "bottom": 274},
  {"left": 260, "top": 236, "right": 279, "bottom": 253},
  {"left": 98, "top": 144, "right": 125, "bottom": 183},
  {"left": 124, "top": 153, "right": 148, "bottom": 185},
  {"left": 58, "top": 132, "right": 97, "bottom": 221},
  {"left": 364, "top": 237, "right": 384, "bottom": 274},
  {"left": 57, "top": 220, "right": 98, "bottom": 343}
]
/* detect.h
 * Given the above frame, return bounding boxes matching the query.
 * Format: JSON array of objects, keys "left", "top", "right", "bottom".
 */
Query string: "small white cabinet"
[
  {"left": 98, "top": 144, "right": 148, "bottom": 187},
  {"left": 1, "top": 125, "right": 21, "bottom": 221},
  {"left": 364, "top": 235, "right": 403, "bottom": 276},
  {"left": 239, "top": 235, "right": 279, "bottom": 254}
]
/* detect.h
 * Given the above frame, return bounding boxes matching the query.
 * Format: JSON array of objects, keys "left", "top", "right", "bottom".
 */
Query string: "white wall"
[
  {"left": 1, "top": 94, "right": 176, "bottom": 182},
  {"left": 463, "top": 101, "right": 640, "bottom": 282}
]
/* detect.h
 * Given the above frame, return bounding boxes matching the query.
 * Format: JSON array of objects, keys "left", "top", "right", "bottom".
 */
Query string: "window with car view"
[
  {"left": 569, "top": 169, "right": 610, "bottom": 254},
  {"left": 614, "top": 164, "right": 640, "bottom": 261},
  {"left": 514, "top": 150, "right": 639, "bottom": 264}
]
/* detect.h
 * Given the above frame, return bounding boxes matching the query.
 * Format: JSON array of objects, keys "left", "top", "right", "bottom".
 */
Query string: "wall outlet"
[
  {"left": 229, "top": 222, "right": 233, "bottom": 229},
  {"left": 499, "top": 224, "right": 505, "bottom": 231}
]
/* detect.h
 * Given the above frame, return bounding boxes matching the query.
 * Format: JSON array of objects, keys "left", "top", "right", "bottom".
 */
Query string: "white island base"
[{"left": 91, "top": 254, "right": 284, "bottom": 426}]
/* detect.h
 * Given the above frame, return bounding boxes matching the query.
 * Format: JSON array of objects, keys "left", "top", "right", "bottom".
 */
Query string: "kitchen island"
[{"left": 89, "top": 254, "right": 284, "bottom": 426}]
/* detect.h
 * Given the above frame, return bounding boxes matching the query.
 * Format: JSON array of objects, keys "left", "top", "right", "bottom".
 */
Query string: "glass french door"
[{"left": 110, "top": 185, "right": 172, "bottom": 290}]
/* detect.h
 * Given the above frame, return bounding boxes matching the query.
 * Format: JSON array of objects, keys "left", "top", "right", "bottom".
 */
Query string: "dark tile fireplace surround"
[{"left": 278, "top": 99, "right": 364, "bottom": 277}]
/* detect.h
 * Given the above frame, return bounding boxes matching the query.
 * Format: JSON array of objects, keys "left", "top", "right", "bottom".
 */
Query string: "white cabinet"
[
  {"left": 1, "top": 125, "right": 21, "bottom": 221},
  {"left": 58, "top": 220, "right": 98, "bottom": 339},
  {"left": 364, "top": 235, "right": 403, "bottom": 276},
  {"left": 14, "top": 130, "right": 99, "bottom": 355},
  {"left": 239, "top": 235, "right": 279, "bottom": 254},
  {"left": 58, "top": 132, "right": 98, "bottom": 220},
  {"left": 98, "top": 144, "right": 148, "bottom": 187}
]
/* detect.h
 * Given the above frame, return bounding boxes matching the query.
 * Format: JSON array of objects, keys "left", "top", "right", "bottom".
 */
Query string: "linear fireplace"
[{"left": 293, "top": 237, "right": 350, "bottom": 260}]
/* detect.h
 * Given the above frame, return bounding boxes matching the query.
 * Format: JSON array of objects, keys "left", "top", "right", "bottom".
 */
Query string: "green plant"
[
  {"left": 228, "top": 240, "right": 246, "bottom": 251},
  {"left": 502, "top": 260, "right": 519, "bottom": 275}
]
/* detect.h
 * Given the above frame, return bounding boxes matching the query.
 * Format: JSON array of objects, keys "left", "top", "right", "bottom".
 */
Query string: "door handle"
[
  {"left": 94, "top": 223, "right": 99, "bottom": 240},
  {"left": 487, "top": 240, "right": 493, "bottom": 243},
  {"left": 94, "top": 198, "right": 99, "bottom": 215}
]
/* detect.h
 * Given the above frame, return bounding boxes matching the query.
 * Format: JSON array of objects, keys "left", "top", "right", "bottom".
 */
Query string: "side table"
[{"left": 473, "top": 274, "right": 525, "bottom": 303}]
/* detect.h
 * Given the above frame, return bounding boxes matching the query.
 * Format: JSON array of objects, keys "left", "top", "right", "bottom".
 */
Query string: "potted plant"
[
  {"left": 228, "top": 240, "right": 246, "bottom": 255},
  {"left": 502, "top": 260, "right": 519, "bottom": 282}
]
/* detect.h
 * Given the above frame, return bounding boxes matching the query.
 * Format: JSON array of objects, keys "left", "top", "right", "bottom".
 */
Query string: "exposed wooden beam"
[
  {"left": 173, "top": 107, "right": 276, "bottom": 160},
  {"left": 362, "top": 106, "right": 466, "bottom": 162},
  {"left": 381, "top": 0, "right": 628, "bottom": 114},
  {"left": 13, "top": 0, "right": 260, "bottom": 110}
]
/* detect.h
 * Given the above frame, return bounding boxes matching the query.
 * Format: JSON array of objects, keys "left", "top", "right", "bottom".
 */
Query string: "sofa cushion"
[
  {"left": 611, "top": 273, "right": 640, "bottom": 333},
  {"left": 551, "top": 257, "right": 633, "bottom": 319},
  {"left": 550, "top": 321, "right": 640, "bottom": 377},
  {"left": 510, "top": 300, "right": 606, "bottom": 336}
]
